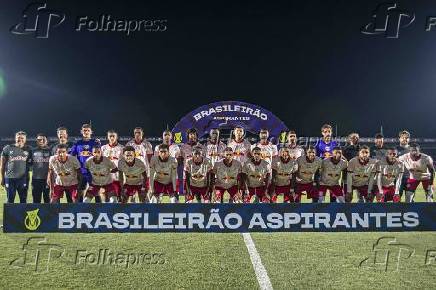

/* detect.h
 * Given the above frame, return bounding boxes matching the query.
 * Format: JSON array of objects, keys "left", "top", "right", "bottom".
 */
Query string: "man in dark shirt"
[
  {"left": 370, "top": 133, "right": 387, "bottom": 160},
  {"left": 343, "top": 132, "right": 360, "bottom": 161},
  {"left": 0, "top": 131, "right": 33, "bottom": 203},
  {"left": 31, "top": 133, "right": 51, "bottom": 203}
]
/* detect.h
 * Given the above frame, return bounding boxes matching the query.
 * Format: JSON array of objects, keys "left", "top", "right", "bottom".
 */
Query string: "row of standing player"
[{"left": 0, "top": 123, "right": 433, "bottom": 203}]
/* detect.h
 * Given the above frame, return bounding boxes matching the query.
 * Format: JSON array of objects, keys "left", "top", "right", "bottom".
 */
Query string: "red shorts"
[
  {"left": 246, "top": 186, "right": 268, "bottom": 203},
  {"left": 273, "top": 185, "right": 291, "bottom": 195},
  {"left": 319, "top": 185, "right": 343, "bottom": 197},
  {"left": 112, "top": 181, "right": 121, "bottom": 196},
  {"left": 271, "top": 185, "right": 292, "bottom": 203},
  {"left": 186, "top": 185, "right": 209, "bottom": 202},
  {"left": 381, "top": 186, "right": 395, "bottom": 201},
  {"left": 352, "top": 185, "right": 369, "bottom": 197},
  {"left": 124, "top": 184, "right": 143, "bottom": 197},
  {"left": 153, "top": 181, "right": 175, "bottom": 196},
  {"left": 53, "top": 184, "right": 78, "bottom": 201},
  {"left": 215, "top": 186, "right": 238, "bottom": 201},
  {"left": 295, "top": 183, "right": 317, "bottom": 199},
  {"left": 87, "top": 183, "right": 116, "bottom": 197},
  {"left": 406, "top": 179, "right": 431, "bottom": 191}
]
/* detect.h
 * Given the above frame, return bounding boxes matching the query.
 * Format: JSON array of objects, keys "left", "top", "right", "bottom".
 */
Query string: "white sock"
[
  {"left": 150, "top": 196, "right": 158, "bottom": 203},
  {"left": 405, "top": 191, "right": 414, "bottom": 203},
  {"left": 109, "top": 196, "right": 117, "bottom": 203},
  {"left": 336, "top": 196, "right": 345, "bottom": 203},
  {"left": 83, "top": 196, "right": 92, "bottom": 203},
  {"left": 318, "top": 195, "right": 324, "bottom": 203},
  {"left": 169, "top": 196, "right": 176, "bottom": 203}
]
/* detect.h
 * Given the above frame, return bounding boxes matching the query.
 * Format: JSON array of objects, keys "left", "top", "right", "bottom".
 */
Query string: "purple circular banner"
[{"left": 171, "top": 101, "right": 288, "bottom": 143}]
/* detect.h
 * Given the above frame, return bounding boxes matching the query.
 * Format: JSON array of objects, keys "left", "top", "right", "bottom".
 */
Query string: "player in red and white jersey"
[
  {"left": 398, "top": 143, "right": 434, "bottom": 202},
  {"left": 228, "top": 126, "right": 252, "bottom": 164},
  {"left": 118, "top": 146, "right": 148, "bottom": 203},
  {"left": 84, "top": 146, "right": 118, "bottom": 203},
  {"left": 48, "top": 144, "right": 82, "bottom": 203},
  {"left": 150, "top": 144, "right": 178, "bottom": 203},
  {"left": 346, "top": 146, "right": 378, "bottom": 203},
  {"left": 101, "top": 130, "right": 124, "bottom": 199},
  {"left": 284, "top": 130, "right": 305, "bottom": 160},
  {"left": 251, "top": 128, "right": 278, "bottom": 165},
  {"left": 180, "top": 128, "right": 206, "bottom": 163},
  {"left": 205, "top": 128, "right": 226, "bottom": 166},
  {"left": 211, "top": 147, "right": 243, "bottom": 203},
  {"left": 242, "top": 147, "right": 271, "bottom": 203},
  {"left": 295, "top": 146, "right": 322, "bottom": 203},
  {"left": 184, "top": 147, "right": 213, "bottom": 203},
  {"left": 319, "top": 147, "right": 348, "bottom": 203},
  {"left": 376, "top": 148, "right": 404, "bottom": 203},
  {"left": 125, "top": 127, "right": 153, "bottom": 170},
  {"left": 154, "top": 130, "right": 181, "bottom": 159},
  {"left": 270, "top": 147, "right": 298, "bottom": 203}
]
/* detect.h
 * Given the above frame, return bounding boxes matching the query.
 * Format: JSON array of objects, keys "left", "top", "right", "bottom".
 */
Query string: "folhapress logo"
[
  {"left": 10, "top": 2, "right": 65, "bottom": 38},
  {"left": 361, "top": 3, "right": 415, "bottom": 38}
]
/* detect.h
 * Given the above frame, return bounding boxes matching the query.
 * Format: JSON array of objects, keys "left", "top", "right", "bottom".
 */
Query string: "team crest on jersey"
[
  {"left": 174, "top": 132, "right": 182, "bottom": 144},
  {"left": 83, "top": 145, "right": 90, "bottom": 150}
]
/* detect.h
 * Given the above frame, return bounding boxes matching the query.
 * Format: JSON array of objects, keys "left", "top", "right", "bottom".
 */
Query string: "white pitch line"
[{"left": 242, "top": 233, "right": 273, "bottom": 290}]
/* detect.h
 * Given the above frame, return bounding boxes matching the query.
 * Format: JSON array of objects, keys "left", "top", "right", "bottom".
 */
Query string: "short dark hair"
[
  {"left": 82, "top": 123, "right": 92, "bottom": 129},
  {"left": 15, "top": 131, "right": 26, "bottom": 136},
  {"left": 410, "top": 143, "right": 420, "bottom": 150},
  {"left": 399, "top": 130, "right": 410, "bottom": 138},
  {"left": 57, "top": 126, "right": 68, "bottom": 133},
  {"left": 107, "top": 129, "right": 117, "bottom": 134},
  {"left": 186, "top": 128, "right": 198, "bottom": 135},
  {"left": 92, "top": 144, "right": 101, "bottom": 150},
  {"left": 123, "top": 146, "right": 135, "bottom": 153},
  {"left": 306, "top": 145, "right": 316, "bottom": 152},
  {"left": 360, "top": 145, "right": 370, "bottom": 151},
  {"left": 374, "top": 133, "right": 384, "bottom": 139},
  {"left": 321, "top": 124, "right": 332, "bottom": 131},
  {"left": 134, "top": 127, "right": 143, "bottom": 132},
  {"left": 36, "top": 133, "right": 46, "bottom": 138},
  {"left": 332, "top": 146, "right": 342, "bottom": 152},
  {"left": 159, "top": 144, "right": 169, "bottom": 151},
  {"left": 57, "top": 144, "right": 68, "bottom": 150},
  {"left": 252, "top": 146, "right": 261, "bottom": 152}
]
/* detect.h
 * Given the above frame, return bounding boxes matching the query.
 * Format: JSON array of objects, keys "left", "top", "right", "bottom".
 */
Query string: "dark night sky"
[{"left": 0, "top": 0, "right": 435, "bottom": 137}]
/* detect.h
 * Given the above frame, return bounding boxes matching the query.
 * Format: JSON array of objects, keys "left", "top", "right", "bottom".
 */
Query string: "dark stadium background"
[{"left": 0, "top": 0, "right": 434, "bottom": 139}]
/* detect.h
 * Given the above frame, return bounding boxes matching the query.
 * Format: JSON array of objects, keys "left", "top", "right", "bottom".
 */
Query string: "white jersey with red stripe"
[
  {"left": 184, "top": 158, "right": 213, "bottom": 188},
  {"left": 205, "top": 140, "right": 226, "bottom": 166},
  {"left": 347, "top": 157, "right": 378, "bottom": 187},
  {"left": 101, "top": 143, "right": 124, "bottom": 181},
  {"left": 283, "top": 144, "right": 305, "bottom": 160},
  {"left": 377, "top": 158, "right": 404, "bottom": 187},
  {"left": 228, "top": 139, "right": 252, "bottom": 164},
  {"left": 213, "top": 159, "right": 242, "bottom": 189},
  {"left": 320, "top": 158, "right": 348, "bottom": 186},
  {"left": 399, "top": 153, "right": 433, "bottom": 180},
  {"left": 296, "top": 156, "right": 322, "bottom": 184},
  {"left": 242, "top": 159, "right": 271, "bottom": 188},
  {"left": 271, "top": 156, "right": 298, "bottom": 186},
  {"left": 125, "top": 139, "right": 153, "bottom": 173},
  {"left": 153, "top": 143, "right": 181, "bottom": 159},
  {"left": 252, "top": 141, "right": 278, "bottom": 164}
]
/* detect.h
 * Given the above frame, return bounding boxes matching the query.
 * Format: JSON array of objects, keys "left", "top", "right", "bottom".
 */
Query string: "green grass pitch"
[{"left": 0, "top": 187, "right": 435, "bottom": 289}]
